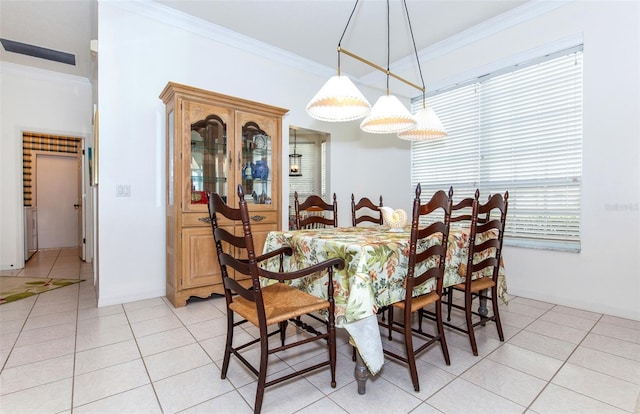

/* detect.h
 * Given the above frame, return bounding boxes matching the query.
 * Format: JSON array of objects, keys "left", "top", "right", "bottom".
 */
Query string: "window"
[{"left": 411, "top": 46, "right": 583, "bottom": 251}]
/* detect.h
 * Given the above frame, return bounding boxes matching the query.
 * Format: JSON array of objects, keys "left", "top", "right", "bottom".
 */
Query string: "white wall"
[
  {"left": 95, "top": 2, "right": 406, "bottom": 306},
  {"left": 0, "top": 63, "right": 92, "bottom": 270},
  {"left": 421, "top": 1, "right": 639, "bottom": 319},
  {"left": 96, "top": 1, "right": 639, "bottom": 320}
]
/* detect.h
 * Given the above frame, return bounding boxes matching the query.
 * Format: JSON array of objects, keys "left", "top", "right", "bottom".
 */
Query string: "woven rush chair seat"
[
  {"left": 228, "top": 282, "right": 330, "bottom": 326},
  {"left": 450, "top": 275, "right": 495, "bottom": 294},
  {"left": 208, "top": 185, "right": 345, "bottom": 414},
  {"left": 391, "top": 290, "right": 439, "bottom": 312}
]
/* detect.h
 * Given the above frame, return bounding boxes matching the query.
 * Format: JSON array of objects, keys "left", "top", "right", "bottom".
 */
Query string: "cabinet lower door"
[
  {"left": 181, "top": 227, "right": 222, "bottom": 290},
  {"left": 180, "top": 222, "right": 277, "bottom": 290}
]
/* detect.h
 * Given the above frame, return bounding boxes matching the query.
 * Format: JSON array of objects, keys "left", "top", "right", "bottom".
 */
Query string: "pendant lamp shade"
[
  {"left": 397, "top": 107, "right": 447, "bottom": 141},
  {"left": 360, "top": 95, "right": 417, "bottom": 134},
  {"left": 306, "top": 75, "right": 371, "bottom": 122}
]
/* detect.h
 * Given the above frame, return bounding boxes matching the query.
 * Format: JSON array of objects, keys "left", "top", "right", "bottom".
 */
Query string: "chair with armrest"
[
  {"left": 351, "top": 194, "right": 383, "bottom": 226},
  {"left": 377, "top": 184, "right": 452, "bottom": 392},
  {"left": 443, "top": 190, "right": 508, "bottom": 356},
  {"left": 208, "top": 185, "right": 345, "bottom": 414},
  {"left": 294, "top": 192, "right": 338, "bottom": 229}
]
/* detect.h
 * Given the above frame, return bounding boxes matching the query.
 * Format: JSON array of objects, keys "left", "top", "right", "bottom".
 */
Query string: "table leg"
[
  {"left": 478, "top": 288, "right": 489, "bottom": 326},
  {"left": 354, "top": 348, "right": 368, "bottom": 395}
]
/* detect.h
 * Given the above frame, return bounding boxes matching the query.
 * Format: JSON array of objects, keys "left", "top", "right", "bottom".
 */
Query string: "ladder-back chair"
[{"left": 208, "top": 185, "right": 345, "bottom": 414}]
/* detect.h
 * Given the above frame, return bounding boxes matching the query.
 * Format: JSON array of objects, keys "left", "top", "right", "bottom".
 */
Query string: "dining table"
[{"left": 259, "top": 225, "right": 507, "bottom": 394}]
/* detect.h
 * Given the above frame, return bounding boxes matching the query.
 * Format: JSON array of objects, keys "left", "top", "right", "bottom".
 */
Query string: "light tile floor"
[{"left": 1, "top": 248, "right": 639, "bottom": 413}]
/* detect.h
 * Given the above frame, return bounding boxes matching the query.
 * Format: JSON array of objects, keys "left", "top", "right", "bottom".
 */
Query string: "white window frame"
[{"left": 411, "top": 45, "right": 583, "bottom": 252}]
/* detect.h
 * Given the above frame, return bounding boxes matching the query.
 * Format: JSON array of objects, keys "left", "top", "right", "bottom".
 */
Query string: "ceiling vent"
[{"left": 0, "top": 38, "right": 75, "bottom": 65}]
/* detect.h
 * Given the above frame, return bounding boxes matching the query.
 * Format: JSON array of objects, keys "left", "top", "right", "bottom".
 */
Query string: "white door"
[{"left": 36, "top": 153, "right": 79, "bottom": 249}]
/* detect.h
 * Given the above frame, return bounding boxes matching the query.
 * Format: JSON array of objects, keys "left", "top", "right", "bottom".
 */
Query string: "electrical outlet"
[{"left": 116, "top": 184, "right": 131, "bottom": 197}]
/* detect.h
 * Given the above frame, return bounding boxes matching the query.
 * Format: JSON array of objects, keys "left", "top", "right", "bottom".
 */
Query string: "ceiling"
[{"left": 0, "top": 0, "right": 528, "bottom": 90}]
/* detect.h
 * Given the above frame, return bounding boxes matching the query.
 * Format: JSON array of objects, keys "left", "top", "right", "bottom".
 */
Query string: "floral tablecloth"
[{"left": 260, "top": 226, "right": 507, "bottom": 374}]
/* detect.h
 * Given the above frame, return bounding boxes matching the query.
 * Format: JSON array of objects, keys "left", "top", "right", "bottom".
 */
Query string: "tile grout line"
[
  {"left": 520, "top": 312, "right": 635, "bottom": 413},
  {"left": 425, "top": 299, "right": 573, "bottom": 412},
  {"left": 70, "top": 248, "right": 81, "bottom": 413},
  {"left": 121, "top": 301, "right": 167, "bottom": 413},
  {"left": 435, "top": 295, "right": 537, "bottom": 411}
]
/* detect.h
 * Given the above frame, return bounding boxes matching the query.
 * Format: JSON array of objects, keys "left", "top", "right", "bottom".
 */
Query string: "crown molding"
[
  {"left": 426, "top": 33, "right": 583, "bottom": 94},
  {"left": 110, "top": 0, "right": 334, "bottom": 79},
  {"left": 109, "top": 0, "right": 573, "bottom": 91},
  {"left": 359, "top": 0, "right": 575, "bottom": 89}
]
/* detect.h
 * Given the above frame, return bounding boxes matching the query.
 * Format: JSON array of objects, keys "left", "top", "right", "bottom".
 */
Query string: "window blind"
[{"left": 412, "top": 47, "right": 583, "bottom": 251}]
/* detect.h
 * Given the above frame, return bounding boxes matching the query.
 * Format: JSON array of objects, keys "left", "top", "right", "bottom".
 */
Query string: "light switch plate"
[{"left": 116, "top": 184, "right": 131, "bottom": 197}]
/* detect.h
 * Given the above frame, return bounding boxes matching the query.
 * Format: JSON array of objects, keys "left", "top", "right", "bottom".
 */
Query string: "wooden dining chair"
[
  {"left": 433, "top": 192, "right": 477, "bottom": 327},
  {"left": 294, "top": 192, "right": 338, "bottom": 229},
  {"left": 377, "top": 184, "right": 452, "bottom": 392},
  {"left": 351, "top": 194, "right": 383, "bottom": 226},
  {"left": 444, "top": 190, "right": 509, "bottom": 356},
  {"left": 350, "top": 193, "right": 384, "bottom": 358},
  {"left": 208, "top": 185, "right": 345, "bottom": 414}
]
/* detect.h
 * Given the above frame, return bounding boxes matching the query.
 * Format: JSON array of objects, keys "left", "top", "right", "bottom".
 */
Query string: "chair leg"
[
  {"left": 328, "top": 318, "right": 337, "bottom": 388},
  {"left": 446, "top": 287, "right": 453, "bottom": 322},
  {"left": 221, "top": 310, "right": 234, "bottom": 379},
  {"left": 464, "top": 291, "right": 479, "bottom": 356},
  {"left": 254, "top": 336, "right": 269, "bottom": 414},
  {"left": 404, "top": 311, "right": 420, "bottom": 392},
  {"left": 491, "top": 285, "right": 505, "bottom": 341},
  {"left": 435, "top": 298, "right": 451, "bottom": 365},
  {"left": 387, "top": 307, "right": 394, "bottom": 340},
  {"left": 278, "top": 320, "right": 288, "bottom": 347}
]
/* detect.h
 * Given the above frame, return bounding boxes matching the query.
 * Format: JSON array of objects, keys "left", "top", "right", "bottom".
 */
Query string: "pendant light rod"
[
  {"left": 336, "top": 0, "right": 361, "bottom": 76},
  {"left": 293, "top": 129, "right": 297, "bottom": 154},
  {"left": 335, "top": 0, "right": 423, "bottom": 93},
  {"left": 337, "top": 47, "right": 424, "bottom": 93},
  {"left": 403, "top": 0, "right": 427, "bottom": 107}
]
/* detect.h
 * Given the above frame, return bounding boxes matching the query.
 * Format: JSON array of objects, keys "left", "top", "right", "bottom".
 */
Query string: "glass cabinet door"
[
  {"left": 240, "top": 121, "right": 272, "bottom": 205},
  {"left": 190, "top": 114, "right": 227, "bottom": 205}
]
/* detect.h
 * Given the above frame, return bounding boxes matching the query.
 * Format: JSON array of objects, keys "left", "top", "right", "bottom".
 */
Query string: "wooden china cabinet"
[{"left": 160, "top": 82, "right": 288, "bottom": 307}]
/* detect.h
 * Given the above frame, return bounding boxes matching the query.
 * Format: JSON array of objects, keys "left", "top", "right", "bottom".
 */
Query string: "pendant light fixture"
[
  {"left": 306, "top": 0, "right": 447, "bottom": 139},
  {"left": 289, "top": 129, "right": 302, "bottom": 176},
  {"left": 396, "top": 0, "right": 447, "bottom": 140},
  {"left": 360, "top": 0, "right": 416, "bottom": 134},
  {"left": 305, "top": 2, "right": 371, "bottom": 122}
]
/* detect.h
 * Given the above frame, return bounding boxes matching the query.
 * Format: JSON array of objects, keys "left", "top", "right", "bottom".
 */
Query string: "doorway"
[
  {"left": 22, "top": 132, "right": 85, "bottom": 260},
  {"left": 35, "top": 153, "right": 80, "bottom": 248},
  {"left": 288, "top": 126, "right": 329, "bottom": 229}
]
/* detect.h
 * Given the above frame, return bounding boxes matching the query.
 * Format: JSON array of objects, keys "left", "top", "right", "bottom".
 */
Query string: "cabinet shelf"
[
  {"left": 191, "top": 142, "right": 226, "bottom": 151},
  {"left": 195, "top": 177, "right": 227, "bottom": 183}
]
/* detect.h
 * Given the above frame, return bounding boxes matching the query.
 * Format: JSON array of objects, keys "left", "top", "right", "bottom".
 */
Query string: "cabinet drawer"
[{"left": 182, "top": 210, "right": 278, "bottom": 227}]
